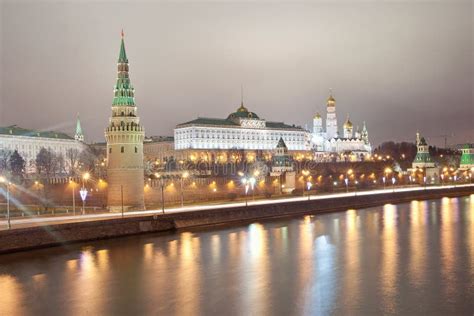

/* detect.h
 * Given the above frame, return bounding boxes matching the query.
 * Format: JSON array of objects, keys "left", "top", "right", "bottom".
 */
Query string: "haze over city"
[{"left": 1, "top": 1, "right": 472, "bottom": 146}]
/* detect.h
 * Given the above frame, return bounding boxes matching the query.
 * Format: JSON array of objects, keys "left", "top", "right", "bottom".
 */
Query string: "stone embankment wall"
[{"left": 0, "top": 186, "right": 472, "bottom": 254}]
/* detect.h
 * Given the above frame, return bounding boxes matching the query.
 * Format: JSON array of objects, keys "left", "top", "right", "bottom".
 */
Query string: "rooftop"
[{"left": 0, "top": 125, "right": 74, "bottom": 140}]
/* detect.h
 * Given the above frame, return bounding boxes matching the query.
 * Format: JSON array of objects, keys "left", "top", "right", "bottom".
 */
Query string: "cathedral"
[{"left": 311, "top": 92, "right": 372, "bottom": 161}]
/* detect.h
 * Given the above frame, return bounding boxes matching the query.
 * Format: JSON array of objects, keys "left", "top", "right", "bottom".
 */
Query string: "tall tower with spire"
[
  {"left": 325, "top": 91, "right": 338, "bottom": 139},
  {"left": 74, "top": 114, "right": 84, "bottom": 142},
  {"left": 105, "top": 31, "right": 145, "bottom": 210}
]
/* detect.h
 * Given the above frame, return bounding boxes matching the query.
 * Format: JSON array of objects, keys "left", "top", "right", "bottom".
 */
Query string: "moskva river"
[{"left": 1, "top": 195, "right": 473, "bottom": 315}]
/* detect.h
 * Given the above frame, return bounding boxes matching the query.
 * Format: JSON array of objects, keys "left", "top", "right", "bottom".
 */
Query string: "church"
[{"left": 311, "top": 92, "right": 372, "bottom": 161}]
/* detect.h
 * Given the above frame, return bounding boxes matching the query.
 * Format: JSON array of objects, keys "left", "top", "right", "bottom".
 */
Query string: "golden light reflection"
[
  {"left": 408, "top": 199, "right": 427, "bottom": 287},
  {"left": 143, "top": 243, "right": 154, "bottom": 264},
  {"left": 244, "top": 223, "right": 270, "bottom": 315},
  {"left": 297, "top": 216, "right": 314, "bottom": 299},
  {"left": 0, "top": 275, "right": 25, "bottom": 315},
  {"left": 176, "top": 232, "right": 201, "bottom": 315},
  {"left": 211, "top": 234, "right": 221, "bottom": 263},
  {"left": 380, "top": 204, "right": 398, "bottom": 313},
  {"left": 440, "top": 197, "right": 458, "bottom": 299},
  {"left": 342, "top": 209, "right": 361, "bottom": 307}
]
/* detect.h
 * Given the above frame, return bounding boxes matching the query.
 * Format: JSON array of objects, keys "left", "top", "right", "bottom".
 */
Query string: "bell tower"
[{"left": 105, "top": 31, "right": 145, "bottom": 211}]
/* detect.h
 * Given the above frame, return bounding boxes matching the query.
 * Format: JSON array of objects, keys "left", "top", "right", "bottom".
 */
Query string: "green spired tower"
[{"left": 105, "top": 31, "right": 145, "bottom": 211}]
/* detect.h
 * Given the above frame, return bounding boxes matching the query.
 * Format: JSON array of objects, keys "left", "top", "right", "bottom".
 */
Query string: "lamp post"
[
  {"left": 0, "top": 176, "right": 11, "bottom": 230},
  {"left": 383, "top": 167, "right": 392, "bottom": 190},
  {"left": 306, "top": 181, "right": 312, "bottom": 200},
  {"left": 69, "top": 179, "right": 76, "bottom": 215},
  {"left": 391, "top": 177, "right": 396, "bottom": 192},
  {"left": 155, "top": 173, "right": 165, "bottom": 214},
  {"left": 180, "top": 172, "right": 189, "bottom": 207},
  {"left": 241, "top": 177, "right": 250, "bottom": 206},
  {"left": 81, "top": 172, "right": 90, "bottom": 215},
  {"left": 249, "top": 177, "right": 256, "bottom": 201}
]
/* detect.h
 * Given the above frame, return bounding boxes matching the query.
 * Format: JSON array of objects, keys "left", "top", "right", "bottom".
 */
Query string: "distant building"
[
  {"left": 459, "top": 144, "right": 474, "bottom": 170},
  {"left": 412, "top": 132, "right": 436, "bottom": 169},
  {"left": 0, "top": 124, "right": 86, "bottom": 173},
  {"left": 174, "top": 102, "right": 308, "bottom": 151},
  {"left": 105, "top": 31, "right": 145, "bottom": 210}
]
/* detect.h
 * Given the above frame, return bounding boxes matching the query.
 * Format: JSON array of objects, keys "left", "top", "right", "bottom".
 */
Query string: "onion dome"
[
  {"left": 327, "top": 92, "right": 336, "bottom": 107},
  {"left": 227, "top": 101, "right": 260, "bottom": 119},
  {"left": 314, "top": 112, "right": 322, "bottom": 119},
  {"left": 343, "top": 116, "right": 353, "bottom": 128}
]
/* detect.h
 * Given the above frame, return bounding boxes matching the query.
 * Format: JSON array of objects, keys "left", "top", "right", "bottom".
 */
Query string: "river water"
[{"left": 0, "top": 195, "right": 473, "bottom": 315}]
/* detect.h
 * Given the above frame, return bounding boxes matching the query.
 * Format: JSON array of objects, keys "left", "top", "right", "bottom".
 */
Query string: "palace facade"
[
  {"left": 174, "top": 102, "right": 309, "bottom": 151},
  {"left": 0, "top": 119, "right": 86, "bottom": 174}
]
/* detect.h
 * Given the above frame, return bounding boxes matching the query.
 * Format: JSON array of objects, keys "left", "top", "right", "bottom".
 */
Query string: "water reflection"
[
  {"left": 0, "top": 197, "right": 473, "bottom": 315},
  {"left": 380, "top": 204, "right": 399, "bottom": 314}
]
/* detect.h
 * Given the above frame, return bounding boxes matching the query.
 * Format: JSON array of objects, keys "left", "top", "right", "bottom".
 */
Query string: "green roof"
[
  {"left": 0, "top": 125, "right": 73, "bottom": 140},
  {"left": 118, "top": 37, "right": 128, "bottom": 63},
  {"left": 177, "top": 117, "right": 238, "bottom": 127},
  {"left": 176, "top": 117, "right": 304, "bottom": 131}
]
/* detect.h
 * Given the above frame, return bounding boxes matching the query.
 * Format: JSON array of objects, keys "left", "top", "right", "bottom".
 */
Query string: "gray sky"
[{"left": 1, "top": 0, "right": 473, "bottom": 147}]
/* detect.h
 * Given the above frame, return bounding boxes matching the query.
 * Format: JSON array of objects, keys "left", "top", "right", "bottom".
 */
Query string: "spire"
[
  {"left": 75, "top": 113, "right": 84, "bottom": 142},
  {"left": 118, "top": 29, "right": 128, "bottom": 63},
  {"left": 113, "top": 31, "right": 135, "bottom": 106}
]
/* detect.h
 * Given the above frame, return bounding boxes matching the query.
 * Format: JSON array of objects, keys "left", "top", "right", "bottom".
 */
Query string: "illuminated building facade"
[
  {"left": 174, "top": 102, "right": 309, "bottom": 151},
  {"left": 312, "top": 92, "right": 372, "bottom": 161}
]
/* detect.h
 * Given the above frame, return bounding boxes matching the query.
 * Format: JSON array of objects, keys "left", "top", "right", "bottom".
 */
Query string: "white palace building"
[{"left": 174, "top": 102, "right": 309, "bottom": 151}]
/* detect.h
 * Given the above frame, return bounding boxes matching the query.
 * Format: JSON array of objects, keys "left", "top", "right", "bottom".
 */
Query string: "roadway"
[{"left": 1, "top": 184, "right": 473, "bottom": 230}]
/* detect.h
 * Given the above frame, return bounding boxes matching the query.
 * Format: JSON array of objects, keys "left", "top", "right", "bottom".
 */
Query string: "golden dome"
[
  {"left": 314, "top": 112, "right": 321, "bottom": 119},
  {"left": 327, "top": 93, "right": 336, "bottom": 106},
  {"left": 237, "top": 102, "right": 248, "bottom": 112},
  {"left": 344, "top": 117, "right": 353, "bottom": 128}
]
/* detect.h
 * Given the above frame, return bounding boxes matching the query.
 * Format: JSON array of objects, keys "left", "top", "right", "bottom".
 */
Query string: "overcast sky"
[{"left": 1, "top": 0, "right": 472, "bottom": 147}]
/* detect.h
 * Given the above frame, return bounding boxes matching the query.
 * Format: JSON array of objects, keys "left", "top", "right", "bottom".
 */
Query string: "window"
[
  {"left": 121, "top": 146, "right": 124, "bottom": 153},
  {"left": 109, "top": 147, "right": 112, "bottom": 153},
  {"left": 135, "top": 147, "right": 138, "bottom": 153}
]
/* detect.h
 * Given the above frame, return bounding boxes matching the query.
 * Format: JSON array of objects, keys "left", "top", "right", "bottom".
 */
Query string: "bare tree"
[
  {"left": 65, "top": 148, "right": 81, "bottom": 176},
  {"left": 9, "top": 150, "right": 25, "bottom": 183},
  {"left": 0, "top": 149, "right": 12, "bottom": 174}
]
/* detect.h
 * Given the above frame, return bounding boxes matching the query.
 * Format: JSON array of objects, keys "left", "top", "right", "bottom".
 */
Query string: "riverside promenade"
[{"left": 0, "top": 184, "right": 473, "bottom": 254}]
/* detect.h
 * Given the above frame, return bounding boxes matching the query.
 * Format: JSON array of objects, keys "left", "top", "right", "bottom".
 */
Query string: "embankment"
[{"left": 0, "top": 186, "right": 472, "bottom": 254}]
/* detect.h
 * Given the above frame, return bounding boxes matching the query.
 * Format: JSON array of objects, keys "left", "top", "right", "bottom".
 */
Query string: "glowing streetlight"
[
  {"left": 69, "top": 179, "right": 76, "bottom": 215},
  {"left": 0, "top": 176, "right": 11, "bottom": 229},
  {"left": 180, "top": 171, "right": 189, "bottom": 207},
  {"left": 242, "top": 177, "right": 249, "bottom": 206}
]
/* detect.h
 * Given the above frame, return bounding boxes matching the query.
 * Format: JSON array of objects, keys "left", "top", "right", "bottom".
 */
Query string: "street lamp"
[
  {"left": 155, "top": 173, "right": 165, "bottom": 214},
  {"left": 180, "top": 171, "right": 189, "bottom": 207},
  {"left": 382, "top": 176, "right": 386, "bottom": 189},
  {"left": 242, "top": 177, "right": 249, "bottom": 206},
  {"left": 306, "top": 181, "right": 312, "bottom": 200},
  {"left": 249, "top": 177, "right": 256, "bottom": 201},
  {"left": 0, "top": 176, "right": 11, "bottom": 229},
  {"left": 69, "top": 179, "right": 76, "bottom": 215},
  {"left": 344, "top": 177, "right": 349, "bottom": 193},
  {"left": 80, "top": 172, "right": 90, "bottom": 215},
  {"left": 391, "top": 177, "right": 396, "bottom": 192}
]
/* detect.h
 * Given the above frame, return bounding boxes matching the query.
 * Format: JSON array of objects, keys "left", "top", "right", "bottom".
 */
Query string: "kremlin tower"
[
  {"left": 105, "top": 31, "right": 145, "bottom": 210},
  {"left": 325, "top": 91, "right": 338, "bottom": 139}
]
